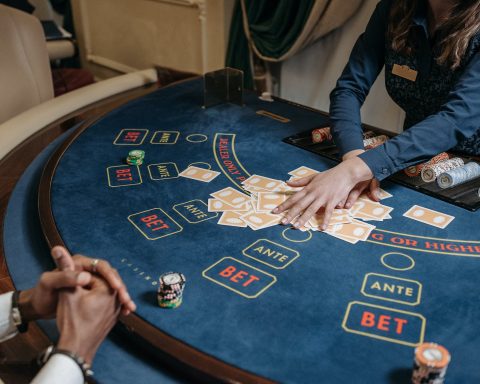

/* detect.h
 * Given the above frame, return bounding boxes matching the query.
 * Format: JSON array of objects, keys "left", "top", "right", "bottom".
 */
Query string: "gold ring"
[{"left": 91, "top": 259, "right": 99, "bottom": 273}]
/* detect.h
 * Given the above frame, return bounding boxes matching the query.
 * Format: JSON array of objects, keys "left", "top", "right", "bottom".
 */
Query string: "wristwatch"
[{"left": 11, "top": 290, "right": 28, "bottom": 333}]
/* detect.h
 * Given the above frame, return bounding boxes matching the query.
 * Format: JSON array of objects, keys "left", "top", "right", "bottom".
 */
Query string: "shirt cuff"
[
  {"left": 0, "top": 292, "right": 19, "bottom": 342},
  {"left": 31, "top": 354, "right": 84, "bottom": 384},
  {"left": 358, "top": 145, "right": 397, "bottom": 181}
]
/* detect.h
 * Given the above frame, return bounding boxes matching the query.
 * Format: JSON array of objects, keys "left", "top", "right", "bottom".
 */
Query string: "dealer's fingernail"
[
  {"left": 321, "top": 224, "right": 327, "bottom": 231},
  {"left": 281, "top": 218, "right": 288, "bottom": 225},
  {"left": 293, "top": 221, "right": 300, "bottom": 228},
  {"left": 272, "top": 208, "right": 278, "bottom": 213},
  {"left": 77, "top": 271, "right": 91, "bottom": 284}
]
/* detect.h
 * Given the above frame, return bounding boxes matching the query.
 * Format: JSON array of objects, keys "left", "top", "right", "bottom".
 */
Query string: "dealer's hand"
[
  {"left": 336, "top": 149, "right": 381, "bottom": 209},
  {"left": 273, "top": 156, "right": 374, "bottom": 230},
  {"left": 51, "top": 246, "right": 136, "bottom": 315}
]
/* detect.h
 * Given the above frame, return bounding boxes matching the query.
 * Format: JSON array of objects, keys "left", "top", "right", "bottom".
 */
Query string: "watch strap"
[{"left": 11, "top": 290, "right": 28, "bottom": 333}]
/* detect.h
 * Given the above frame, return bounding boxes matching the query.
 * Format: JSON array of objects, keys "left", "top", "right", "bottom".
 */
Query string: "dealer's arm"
[{"left": 274, "top": 0, "right": 480, "bottom": 229}]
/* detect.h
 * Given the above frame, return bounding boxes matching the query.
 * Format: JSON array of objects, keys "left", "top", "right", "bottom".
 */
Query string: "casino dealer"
[{"left": 274, "top": 0, "right": 480, "bottom": 229}]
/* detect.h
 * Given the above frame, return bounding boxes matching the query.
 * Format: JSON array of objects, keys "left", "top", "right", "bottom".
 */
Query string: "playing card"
[
  {"left": 240, "top": 211, "right": 282, "bottom": 230},
  {"left": 243, "top": 175, "right": 283, "bottom": 191},
  {"left": 217, "top": 211, "right": 248, "bottom": 227},
  {"left": 353, "top": 211, "right": 381, "bottom": 221},
  {"left": 403, "top": 205, "right": 454, "bottom": 229},
  {"left": 288, "top": 166, "right": 319, "bottom": 179},
  {"left": 211, "top": 187, "right": 250, "bottom": 207},
  {"left": 328, "top": 220, "right": 375, "bottom": 241},
  {"left": 179, "top": 166, "right": 220, "bottom": 182},
  {"left": 256, "top": 192, "right": 289, "bottom": 212},
  {"left": 208, "top": 198, "right": 249, "bottom": 212},
  {"left": 325, "top": 231, "right": 360, "bottom": 244},
  {"left": 377, "top": 188, "right": 392, "bottom": 199},
  {"left": 355, "top": 200, "right": 393, "bottom": 220},
  {"left": 309, "top": 210, "right": 352, "bottom": 228}
]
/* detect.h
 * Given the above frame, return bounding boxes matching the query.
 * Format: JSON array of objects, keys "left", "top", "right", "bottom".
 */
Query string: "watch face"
[
  {"left": 163, "top": 273, "right": 181, "bottom": 285},
  {"left": 12, "top": 307, "right": 22, "bottom": 325}
]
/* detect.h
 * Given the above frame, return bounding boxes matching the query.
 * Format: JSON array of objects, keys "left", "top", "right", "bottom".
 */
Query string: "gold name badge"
[{"left": 392, "top": 64, "right": 418, "bottom": 82}]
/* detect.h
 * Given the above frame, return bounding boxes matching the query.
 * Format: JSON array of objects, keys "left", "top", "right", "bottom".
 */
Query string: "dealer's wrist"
[
  {"left": 342, "top": 148, "right": 365, "bottom": 161},
  {"left": 343, "top": 157, "right": 373, "bottom": 182}
]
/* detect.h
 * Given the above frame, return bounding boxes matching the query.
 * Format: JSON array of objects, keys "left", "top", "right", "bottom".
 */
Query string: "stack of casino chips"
[
  {"left": 157, "top": 272, "right": 186, "bottom": 309},
  {"left": 437, "top": 161, "right": 480, "bottom": 189},
  {"left": 404, "top": 152, "right": 450, "bottom": 177},
  {"left": 363, "top": 134, "right": 388, "bottom": 150},
  {"left": 362, "top": 130, "right": 376, "bottom": 139},
  {"left": 311, "top": 127, "right": 332, "bottom": 143},
  {"left": 412, "top": 342, "right": 450, "bottom": 384},
  {"left": 126, "top": 150, "right": 145, "bottom": 166},
  {"left": 421, "top": 157, "right": 464, "bottom": 183},
  {"left": 311, "top": 128, "right": 377, "bottom": 144}
]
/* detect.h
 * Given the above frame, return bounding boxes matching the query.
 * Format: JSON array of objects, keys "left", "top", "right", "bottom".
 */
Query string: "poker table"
[{"left": 5, "top": 77, "right": 480, "bottom": 383}]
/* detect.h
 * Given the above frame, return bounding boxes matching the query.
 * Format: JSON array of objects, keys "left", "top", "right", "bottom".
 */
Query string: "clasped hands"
[{"left": 19, "top": 246, "right": 135, "bottom": 364}]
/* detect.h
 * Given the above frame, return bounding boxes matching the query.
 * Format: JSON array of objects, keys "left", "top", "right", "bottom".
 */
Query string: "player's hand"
[
  {"left": 17, "top": 269, "right": 92, "bottom": 322},
  {"left": 56, "top": 274, "right": 120, "bottom": 364},
  {"left": 273, "top": 157, "right": 373, "bottom": 230},
  {"left": 51, "top": 246, "right": 136, "bottom": 315}
]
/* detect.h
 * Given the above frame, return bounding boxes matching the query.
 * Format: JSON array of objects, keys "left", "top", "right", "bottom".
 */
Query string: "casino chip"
[
  {"left": 412, "top": 342, "right": 450, "bottom": 384},
  {"left": 126, "top": 150, "right": 145, "bottom": 166},
  {"left": 157, "top": 272, "right": 186, "bottom": 309}
]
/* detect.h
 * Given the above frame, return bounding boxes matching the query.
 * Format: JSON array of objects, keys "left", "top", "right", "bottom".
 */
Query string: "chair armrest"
[
  {"left": 0, "top": 69, "right": 157, "bottom": 161},
  {"left": 46, "top": 40, "right": 76, "bottom": 61}
]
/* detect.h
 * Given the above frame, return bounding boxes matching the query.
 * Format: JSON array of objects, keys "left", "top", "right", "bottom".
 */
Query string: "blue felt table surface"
[{"left": 7, "top": 78, "right": 480, "bottom": 383}]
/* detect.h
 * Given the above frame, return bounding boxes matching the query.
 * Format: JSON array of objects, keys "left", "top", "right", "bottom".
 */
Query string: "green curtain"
[{"left": 226, "top": 0, "right": 315, "bottom": 89}]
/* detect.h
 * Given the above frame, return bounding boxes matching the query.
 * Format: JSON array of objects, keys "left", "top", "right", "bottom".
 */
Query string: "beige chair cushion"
[{"left": 0, "top": 4, "right": 54, "bottom": 124}]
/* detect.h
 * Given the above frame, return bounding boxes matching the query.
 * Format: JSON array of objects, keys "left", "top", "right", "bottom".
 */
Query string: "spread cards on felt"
[{"left": 203, "top": 169, "right": 395, "bottom": 242}]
